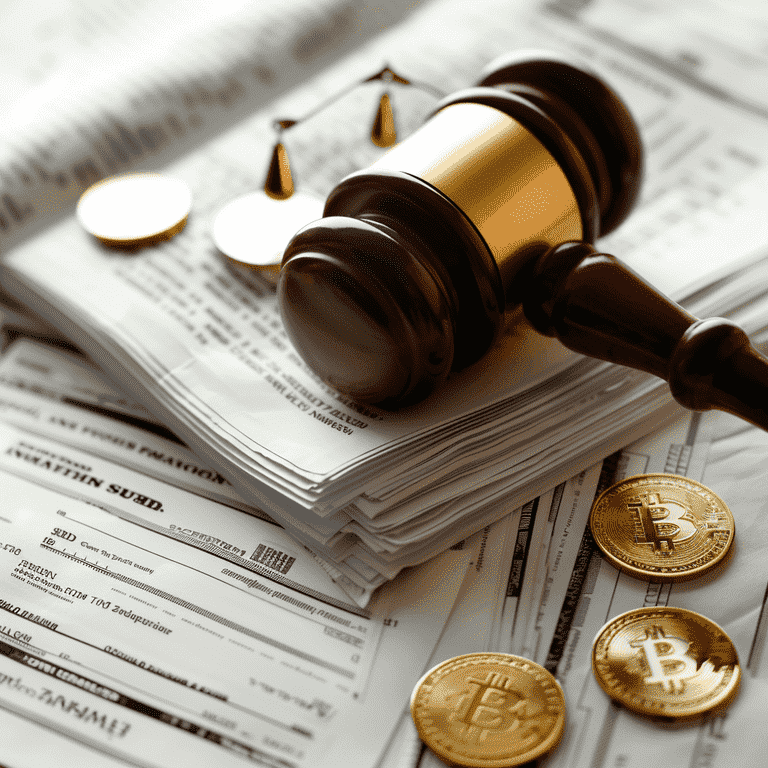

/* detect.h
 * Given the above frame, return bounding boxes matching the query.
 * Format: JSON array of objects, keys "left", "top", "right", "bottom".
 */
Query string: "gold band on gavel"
[{"left": 370, "top": 102, "right": 582, "bottom": 294}]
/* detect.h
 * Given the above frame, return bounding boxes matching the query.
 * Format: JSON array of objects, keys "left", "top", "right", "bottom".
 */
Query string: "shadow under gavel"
[{"left": 277, "top": 50, "right": 768, "bottom": 429}]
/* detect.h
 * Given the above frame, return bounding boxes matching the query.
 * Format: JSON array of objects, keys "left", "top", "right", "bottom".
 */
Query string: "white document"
[
  {"left": 0, "top": 339, "right": 272, "bottom": 518},
  {"left": 0, "top": 412, "right": 471, "bottom": 767}
]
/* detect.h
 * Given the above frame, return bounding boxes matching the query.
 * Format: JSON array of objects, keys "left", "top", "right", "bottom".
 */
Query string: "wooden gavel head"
[{"left": 278, "top": 51, "right": 768, "bottom": 429}]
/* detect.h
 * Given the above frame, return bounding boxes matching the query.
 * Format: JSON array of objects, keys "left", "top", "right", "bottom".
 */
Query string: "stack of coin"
[
  {"left": 591, "top": 606, "right": 740, "bottom": 719},
  {"left": 589, "top": 473, "right": 735, "bottom": 582},
  {"left": 410, "top": 653, "right": 565, "bottom": 766},
  {"left": 77, "top": 172, "right": 192, "bottom": 248}
]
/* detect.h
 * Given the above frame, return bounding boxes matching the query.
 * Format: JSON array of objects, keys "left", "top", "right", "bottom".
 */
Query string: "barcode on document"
[{"left": 250, "top": 544, "right": 296, "bottom": 574}]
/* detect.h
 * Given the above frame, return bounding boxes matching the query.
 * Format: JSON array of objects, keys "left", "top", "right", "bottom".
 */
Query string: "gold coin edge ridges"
[
  {"left": 589, "top": 473, "right": 735, "bottom": 581},
  {"left": 77, "top": 172, "right": 191, "bottom": 244},
  {"left": 410, "top": 652, "right": 566, "bottom": 767},
  {"left": 591, "top": 606, "right": 741, "bottom": 718}
]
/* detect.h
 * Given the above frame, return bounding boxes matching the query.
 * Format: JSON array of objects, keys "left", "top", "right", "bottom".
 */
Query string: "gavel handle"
[{"left": 523, "top": 241, "right": 768, "bottom": 430}]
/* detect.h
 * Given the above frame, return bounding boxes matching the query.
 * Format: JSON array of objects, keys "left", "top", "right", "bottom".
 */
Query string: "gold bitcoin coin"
[
  {"left": 589, "top": 473, "right": 734, "bottom": 581},
  {"left": 592, "top": 606, "right": 740, "bottom": 719},
  {"left": 77, "top": 172, "right": 192, "bottom": 247},
  {"left": 409, "top": 653, "right": 565, "bottom": 767}
]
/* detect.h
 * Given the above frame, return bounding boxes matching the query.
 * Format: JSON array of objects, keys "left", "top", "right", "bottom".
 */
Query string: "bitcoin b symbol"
[
  {"left": 449, "top": 671, "right": 541, "bottom": 742},
  {"left": 632, "top": 626, "right": 698, "bottom": 693},
  {"left": 628, "top": 492, "right": 698, "bottom": 553}
]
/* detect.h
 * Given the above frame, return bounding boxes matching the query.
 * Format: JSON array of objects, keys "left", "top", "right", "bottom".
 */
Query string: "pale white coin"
[
  {"left": 77, "top": 172, "right": 192, "bottom": 245},
  {"left": 212, "top": 190, "right": 324, "bottom": 269}
]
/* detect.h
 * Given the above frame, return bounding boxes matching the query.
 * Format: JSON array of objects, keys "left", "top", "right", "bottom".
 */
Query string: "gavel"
[{"left": 277, "top": 50, "right": 768, "bottom": 429}]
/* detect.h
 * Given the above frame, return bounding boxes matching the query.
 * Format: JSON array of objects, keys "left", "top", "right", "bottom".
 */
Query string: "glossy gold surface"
[
  {"left": 370, "top": 102, "right": 582, "bottom": 295},
  {"left": 370, "top": 92, "right": 397, "bottom": 147},
  {"left": 409, "top": 652, "right": 565, "bottom": 767},
  {"left": 589, "top": 473, "right": 735, "bottom": 581},
  {"left": 592, "top": 607, "right": 740, "bottom": 719},
  {"left": 76, "top": 172, "right": 192, "bottom": 247},
  {"left": 264, "top": 141, "right": 294, "bottom": 200}
]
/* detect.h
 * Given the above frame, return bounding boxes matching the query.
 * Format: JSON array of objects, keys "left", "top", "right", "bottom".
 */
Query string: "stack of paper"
[{"left": 3, "top": 0, "right": 768, "bottom": 597}]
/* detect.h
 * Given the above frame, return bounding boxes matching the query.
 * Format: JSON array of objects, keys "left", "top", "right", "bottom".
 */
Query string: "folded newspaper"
[{"left": 3, "top": 0, "right": 768, "bottom": 595}]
